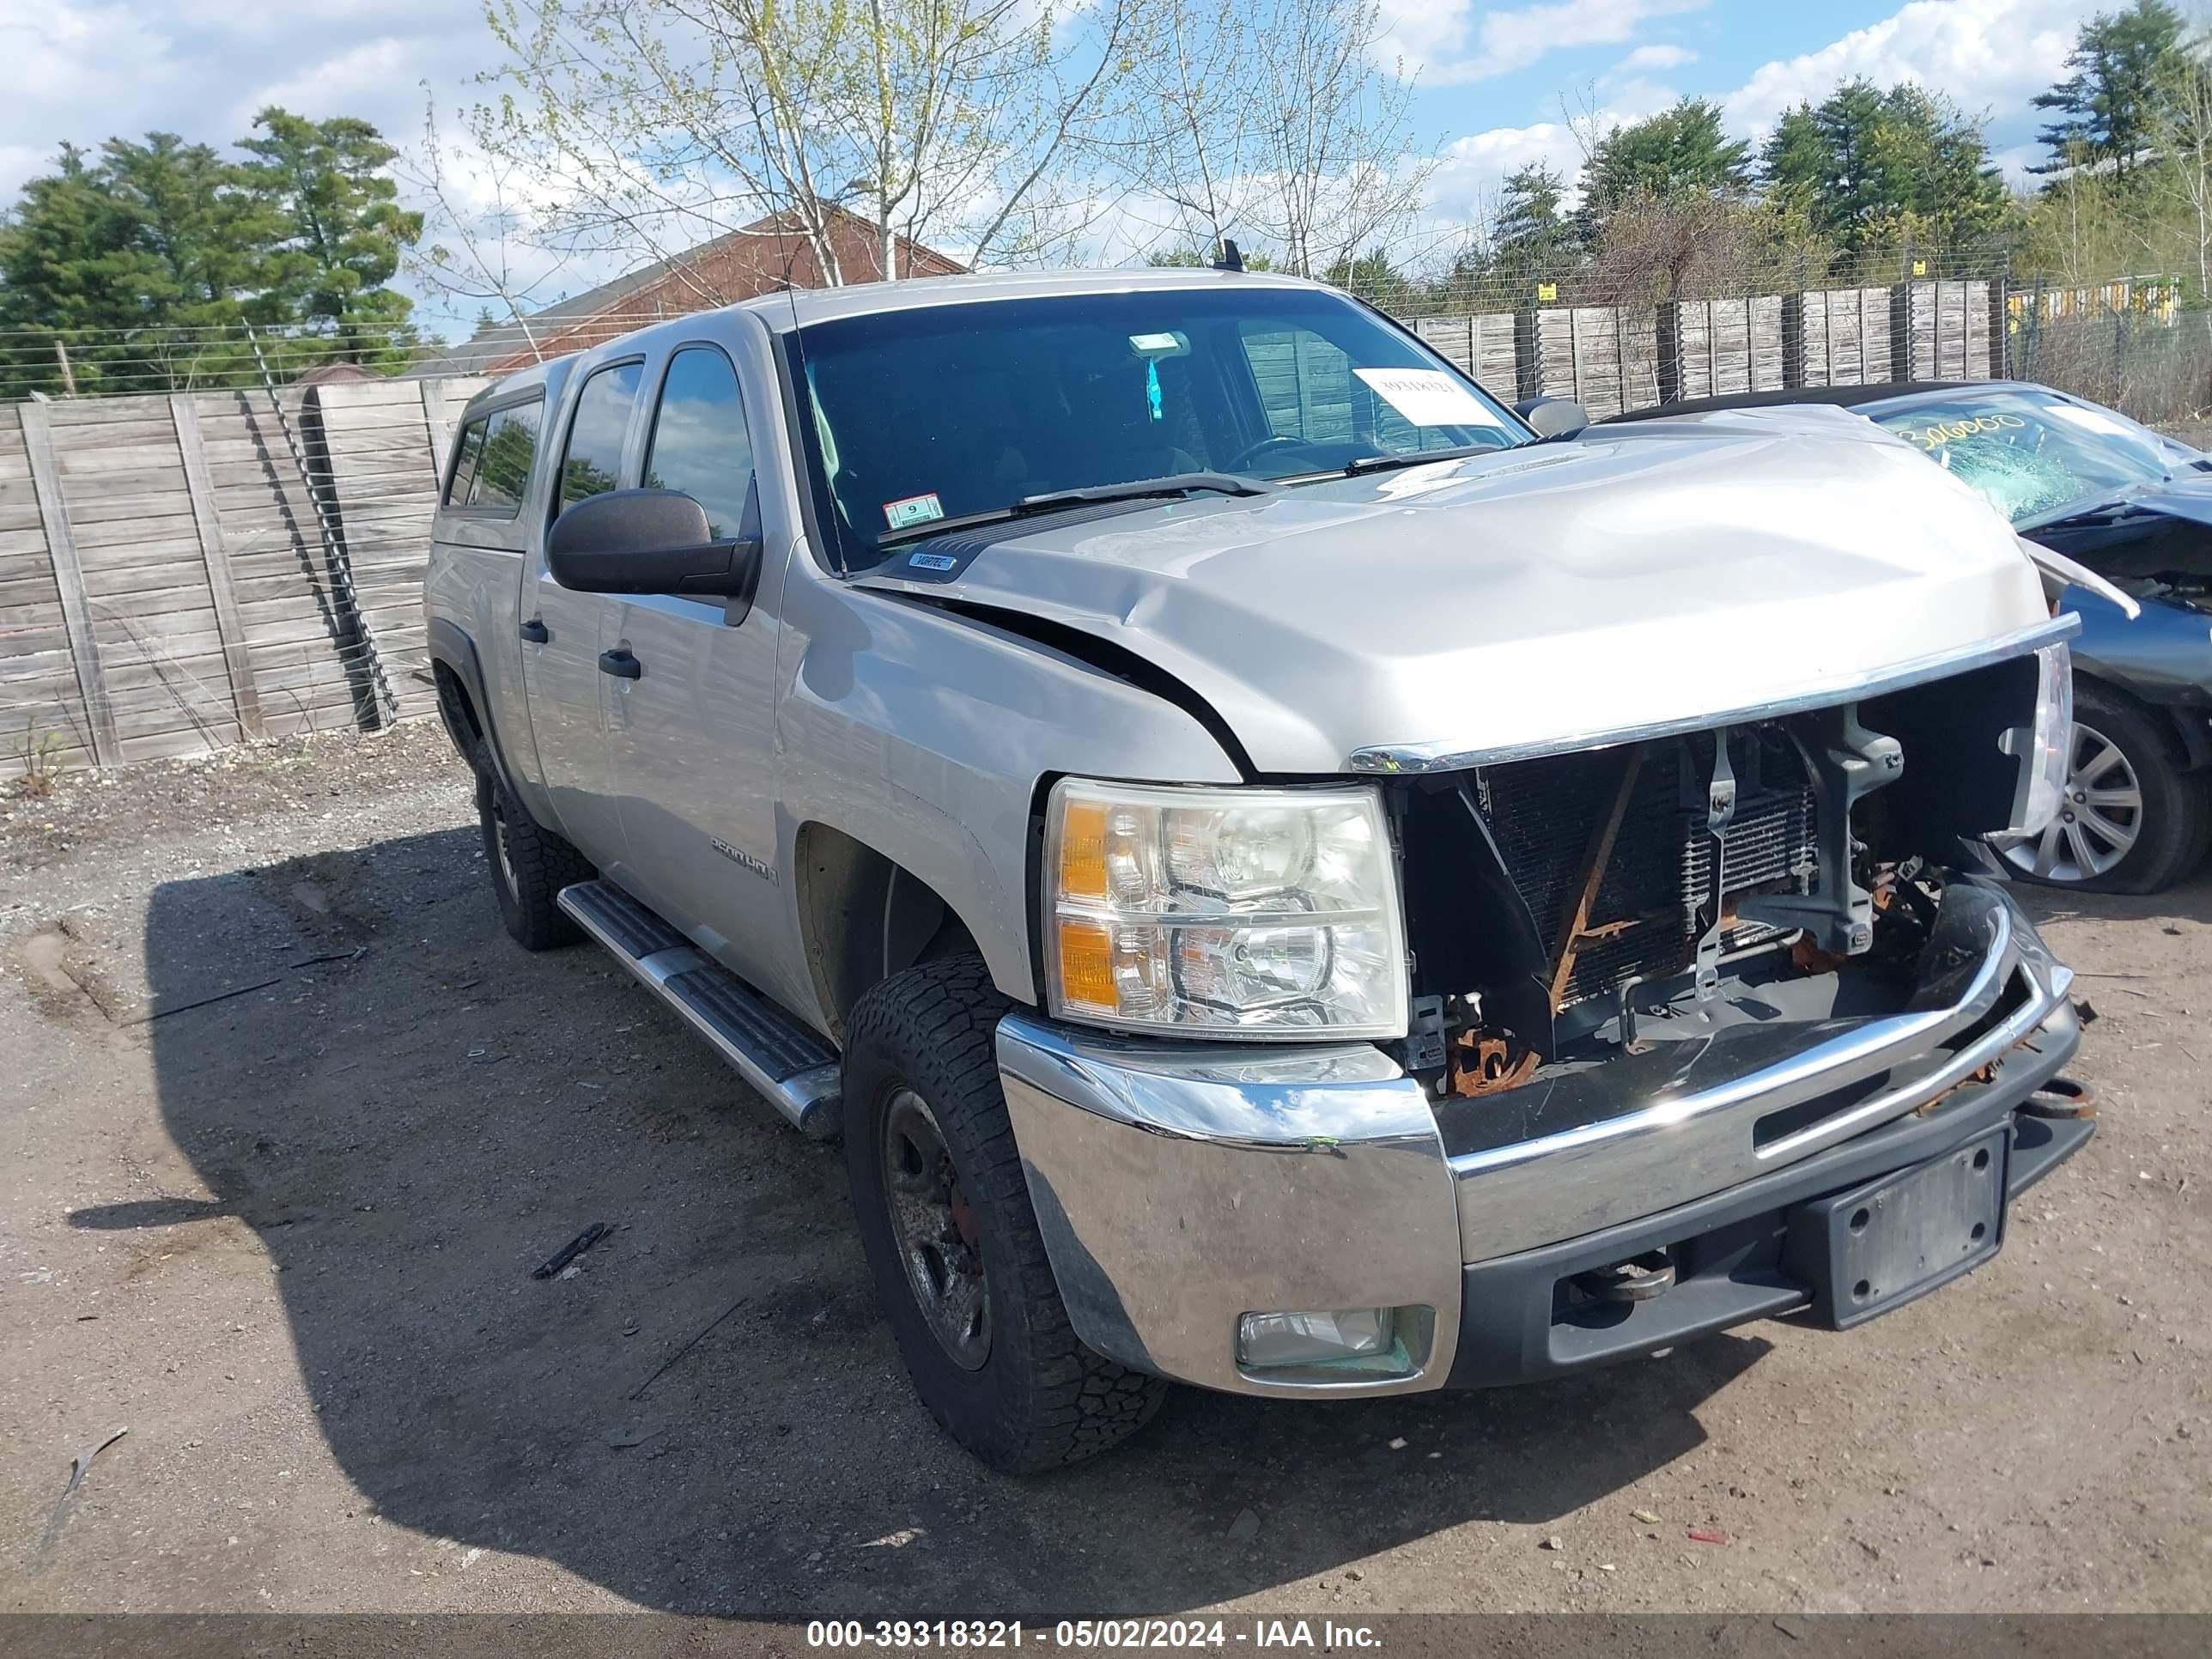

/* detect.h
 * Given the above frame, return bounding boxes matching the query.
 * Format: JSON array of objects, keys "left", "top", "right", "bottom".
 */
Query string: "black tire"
[
  {"left": 843, "top": 957, "right": 1168, "bottom": 1472},
  {"left": 2000, "top": 684, "right": 2212, "bottom": 895},
  {"left": 472, "top": 739, "right": 593, "bottom": 949}
]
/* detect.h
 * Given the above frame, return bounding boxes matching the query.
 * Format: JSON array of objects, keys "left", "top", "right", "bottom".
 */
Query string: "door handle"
[
  {"left": 519, "top": 617, "right": 550, "bottom": 644},
  {"left": 598, "top": 647, "right": 642, "bottom": 680}
]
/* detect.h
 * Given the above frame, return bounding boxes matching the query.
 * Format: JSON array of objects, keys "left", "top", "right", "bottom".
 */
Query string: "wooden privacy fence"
[
  {"left": 1411, "top": 276, "right": 2006, "bottom": 418},
  {"left": 1, "top": 375, "right": 485, "bottom": 778}
]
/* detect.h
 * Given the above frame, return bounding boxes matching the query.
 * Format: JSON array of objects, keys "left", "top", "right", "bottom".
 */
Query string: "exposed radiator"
[{"left": 1474, "top": 727, "right": 1820, "bottom": 1010}]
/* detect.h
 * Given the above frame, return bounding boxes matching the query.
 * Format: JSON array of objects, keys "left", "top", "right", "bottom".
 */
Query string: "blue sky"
[
  {"left": 1377, "top": 0, "right": 2102, "bottom": 224},
  {"left": 0, "top": 0, "right": 2113, "bottom": 332}
]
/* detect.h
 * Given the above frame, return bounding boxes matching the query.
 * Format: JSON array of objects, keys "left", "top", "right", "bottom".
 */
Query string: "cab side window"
[
  {"left": 643, "top": 346, "right": 755, "bottom": 538},
  {"left": 444, "top": 418, "right": 487, "bottom": 506},
  {"left": 556, "top": 361, "right": 645, "bottom": 514},
  {"left": 470, "top": 400, "right": 542, "bottom": 509}
]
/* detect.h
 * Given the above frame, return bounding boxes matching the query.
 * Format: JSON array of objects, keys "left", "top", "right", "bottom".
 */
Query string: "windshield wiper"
[
  {"left": 877, "top": 471, "right": 1276, "bottom": 547},
  {"left": 2017, "top": 493, "right": 2148, "bottom": 533},
  {"left": 1341, "top": 444, "right": 1495, "bottom": 476}
]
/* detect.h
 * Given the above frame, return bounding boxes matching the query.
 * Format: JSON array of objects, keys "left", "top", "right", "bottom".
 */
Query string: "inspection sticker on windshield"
[
  {"left": 883, "top": 491, "right": 945, "bottom": 531},
  {"left": 1353, "top": 368, "right": 1499, "bottom": 428}
]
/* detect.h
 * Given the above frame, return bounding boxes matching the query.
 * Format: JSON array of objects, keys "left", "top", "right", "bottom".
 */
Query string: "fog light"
[{"left": 1237, "top": 1307, "right": 1395, "bottom": 1368}]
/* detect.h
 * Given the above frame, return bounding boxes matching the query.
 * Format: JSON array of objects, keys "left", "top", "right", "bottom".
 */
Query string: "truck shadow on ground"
[{"left": 84, "top": 827, "right": 1773, "bottom": 1618}]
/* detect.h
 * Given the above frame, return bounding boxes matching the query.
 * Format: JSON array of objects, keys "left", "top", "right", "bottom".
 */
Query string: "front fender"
[
  {"left": 426, "top": 617, "right": 516, "bottom": 794},
  {"left": 774, "top": 577, "right": 1242, "bottom": 1006}
]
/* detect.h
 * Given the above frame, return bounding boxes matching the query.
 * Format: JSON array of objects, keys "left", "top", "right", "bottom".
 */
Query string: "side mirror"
[
  {"left": 545, "top": 488, "right": 763, "bottom": 617},
  {"left": 1514, "top": 397, "right": 1589, "bottom": 438}
]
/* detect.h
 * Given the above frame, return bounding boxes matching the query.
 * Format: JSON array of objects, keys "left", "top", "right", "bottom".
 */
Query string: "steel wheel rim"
[
  {"left": 1998, "top": 720, "right": 2143, "bottom": 882},
  {"left": 879, "top": 1086, "right": 990, "bottom": 1370}
]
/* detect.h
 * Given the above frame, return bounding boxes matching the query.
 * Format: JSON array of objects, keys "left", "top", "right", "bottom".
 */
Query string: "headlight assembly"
[{"left": 1042, "top": 779, "right": 1408, "bottom": 1039}]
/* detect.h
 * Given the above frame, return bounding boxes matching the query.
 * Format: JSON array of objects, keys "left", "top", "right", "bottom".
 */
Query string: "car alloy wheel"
[
  {"left": 879, "top": 1086, "right": 991, "bottom": 1370},
  {"left": 2000, "top": 720, "right": 2142, "bottom": 883}
]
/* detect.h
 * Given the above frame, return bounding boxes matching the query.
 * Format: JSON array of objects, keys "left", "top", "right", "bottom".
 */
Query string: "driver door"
[{"left": 599, "top": 342, "right": 792, "bottom": 1000}]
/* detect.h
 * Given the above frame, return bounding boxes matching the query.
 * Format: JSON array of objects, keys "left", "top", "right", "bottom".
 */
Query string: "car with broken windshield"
[
  {"left": 425, "top": 269, "right": 2094, "bottom": 1470},
  {"left": 1607, "top": 380, "right": 2212, "bottom": 892}
]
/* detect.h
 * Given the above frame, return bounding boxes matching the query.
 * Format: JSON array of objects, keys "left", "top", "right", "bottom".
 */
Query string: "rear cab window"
[
  {"left": 444, "top": 420, "right": 487, "bottom": 506},
  {"left": 443, "top": 394, "right": 544, "bottom": 514},
  {"left": 472, "top": 403, "right": 542, "bottom": 508}
]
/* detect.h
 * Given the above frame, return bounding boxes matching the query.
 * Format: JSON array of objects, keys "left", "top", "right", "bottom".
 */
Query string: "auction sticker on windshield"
[
  {"left": 884, "top": 492, "right": 945, "bottom": 531},
  {"left": 1353, "top": 368, "right": 1499, "bottom": 428}
]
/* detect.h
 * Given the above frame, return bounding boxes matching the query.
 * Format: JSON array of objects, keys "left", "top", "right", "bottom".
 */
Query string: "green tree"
[
  {"left": 1583, "top": 99, "right": 1752, "bottom": 216},
  {"left": 1324, "top": 248, "right": 1414, "bottom": 306},
  {"left": 0, "top": 132, "right": 281, "bottom": 393},
  {"left": 1757, "top": 79, "right": 2003, "bottom": 253},
  {"left": 1757, "top": 102, "right": 1829, "bottom": 214},
  {"left": 240, "top": 107, "right": 422, "bottom": 362},
  {"left": 1492, "top": 162, "right": 1571, "bottom": 290},
  {"left": 0, "top": 112, "right": 418, "bottom": 395},
  {"left": 2033, "top": 0, "right": 2186, "bottom": 179}
]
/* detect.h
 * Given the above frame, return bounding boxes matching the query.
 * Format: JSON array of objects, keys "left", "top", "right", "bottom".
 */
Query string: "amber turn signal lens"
[
  {"left": 1057, "top": 797, "right": 1110, "bottom": 902},
  {"left": 1055, "top": 916, "right": 1116, "bottom": 1012}
]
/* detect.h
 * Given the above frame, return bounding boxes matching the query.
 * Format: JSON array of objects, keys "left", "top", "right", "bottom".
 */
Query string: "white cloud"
[
  {"left": 0, "top": 2, "right": 486, "bottom": 195},
  {"left": 1613, "top": 43, "right": 1698, "bottom": 76},
  {"left": 1377, "top": 0, "right": 1709, "bottom": 86},
  {"left": 1425, "top": 72, "right": 1686, "bottom": 226},
  {"left": 1723, "top": 0, "right": 2083, "bottom": 142},
  {"left": 1427, "top": 0, "right": 2092, "bottom": 227}
]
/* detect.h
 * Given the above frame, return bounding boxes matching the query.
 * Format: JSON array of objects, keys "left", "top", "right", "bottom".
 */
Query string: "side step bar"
[{"left": 557, "top": 879, "right": 842, "bottom": 1139}]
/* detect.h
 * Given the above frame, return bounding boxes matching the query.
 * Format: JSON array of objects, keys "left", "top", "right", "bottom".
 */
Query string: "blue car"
[{"left": 1603, "top": 381, "right": 2212, "bottom": 893}]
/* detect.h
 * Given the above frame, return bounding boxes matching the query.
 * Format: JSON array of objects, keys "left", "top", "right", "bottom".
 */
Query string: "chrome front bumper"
[{"left": 996, "top": 878, "right": 2081, "bottom": 1399}]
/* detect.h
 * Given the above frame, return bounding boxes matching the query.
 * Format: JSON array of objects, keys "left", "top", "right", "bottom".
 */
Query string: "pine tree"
[
  {"left": 1754, "top": 79, "right": 2003, "bottom": 252},
  {"left": 2033, "top": 0, "right": 2186, "bottom": 178},
  {"left": 1584, "top": 99, "right": 1753, "bottom": 215},
  {"left": 1492, "top": 163, "right": 1571, "bottom": 291},
  {"left": 240, "top": 109, "right": 423, "bottom": 365},
  {"left": 0, "top": 112, "right": 420, "bottom": 394}
]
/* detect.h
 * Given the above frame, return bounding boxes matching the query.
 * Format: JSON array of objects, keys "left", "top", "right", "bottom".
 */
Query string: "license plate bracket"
[{"left": 1783, "top": 1125, "right": 2009, "bottom": 1329}]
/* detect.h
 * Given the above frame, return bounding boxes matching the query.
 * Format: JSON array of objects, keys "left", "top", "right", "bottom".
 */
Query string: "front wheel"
[
  {"left": 843, "top": 958, "right": 1167, "bottom": 1472},
  {"left": 1996, "top": 688, "right": 2211, "bottom": 894},
  {"left": 473, "top": 740, "right": 593, "bottom": 949}
]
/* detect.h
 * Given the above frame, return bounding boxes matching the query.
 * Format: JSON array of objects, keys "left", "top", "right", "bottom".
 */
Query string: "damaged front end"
[
  {"left": 1389, "top": 638, "right": 2074, "bottom": 1104},
  {"left": 996, "top": 630, "right": 2087, "bottom": 1400}
]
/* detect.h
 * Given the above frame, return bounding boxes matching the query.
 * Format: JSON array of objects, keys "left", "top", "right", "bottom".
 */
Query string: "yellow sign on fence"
[{"left": 1535, "top": 283, "right": 1557, "bottom": 301}]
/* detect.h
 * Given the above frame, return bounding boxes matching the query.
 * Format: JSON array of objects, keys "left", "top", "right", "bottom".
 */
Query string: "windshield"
[
  {"left": 784, "top": 286, "right": 1526, "bottom": 568},
  {"left": 1865, "top": 387, "right": 2176, "bottom": 526}
]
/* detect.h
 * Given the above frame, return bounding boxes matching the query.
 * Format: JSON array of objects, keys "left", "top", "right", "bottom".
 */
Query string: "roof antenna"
[{"left": 1213, "top": 238, "right": 1244, "bottom": 273}]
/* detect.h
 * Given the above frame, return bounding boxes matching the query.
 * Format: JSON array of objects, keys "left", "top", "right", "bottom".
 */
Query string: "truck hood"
[{"left": 852, "top": 404, "right": 2057, "bottom": 775}]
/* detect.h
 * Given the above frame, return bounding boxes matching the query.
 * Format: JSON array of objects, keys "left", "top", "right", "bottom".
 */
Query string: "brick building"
[{"left": 420, "top": 205, "right": 963, "bottom": 376}]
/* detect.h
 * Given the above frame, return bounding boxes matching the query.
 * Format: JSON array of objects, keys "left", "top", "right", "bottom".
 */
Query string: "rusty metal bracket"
[{"left": 1546, "top": 745, "right": 1645, "bottom": 1012}]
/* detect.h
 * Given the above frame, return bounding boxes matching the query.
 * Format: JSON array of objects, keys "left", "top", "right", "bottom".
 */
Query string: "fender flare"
[{"left": 427, "top": 617, "right": 521, "bottom": 799}]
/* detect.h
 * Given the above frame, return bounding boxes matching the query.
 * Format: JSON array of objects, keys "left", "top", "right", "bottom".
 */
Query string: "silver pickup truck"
[{"left": 425, "top": 268, "right": 2094, "bottom": 1471}]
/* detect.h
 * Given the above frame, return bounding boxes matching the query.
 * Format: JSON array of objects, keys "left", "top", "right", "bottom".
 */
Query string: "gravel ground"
[{"left": 2, "top": 721, "right": 2208, "bottom": 1618}]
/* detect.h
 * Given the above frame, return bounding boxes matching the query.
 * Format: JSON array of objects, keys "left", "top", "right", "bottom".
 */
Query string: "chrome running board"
[{"left": 557, "top": 879, "right": 842, "bottom": 1139}]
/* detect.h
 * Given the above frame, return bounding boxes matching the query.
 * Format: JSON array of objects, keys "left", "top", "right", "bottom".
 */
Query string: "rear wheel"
[
  {"left": 473, "top": 740, "right": 592, "bottom": 948},
  {"left": 843, "top": 957, "right": 1168, "bottom": 1472},
  {"left": 1996, "top": 687, "right": 2211, "bottom": 894}
]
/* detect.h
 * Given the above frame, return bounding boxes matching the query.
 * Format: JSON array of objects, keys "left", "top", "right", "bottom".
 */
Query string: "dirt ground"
[{"left": 2, "top": 720, "right": 2207, "bottom": 1619}]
